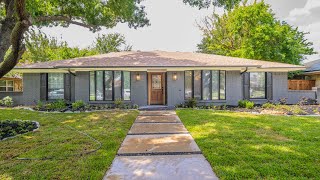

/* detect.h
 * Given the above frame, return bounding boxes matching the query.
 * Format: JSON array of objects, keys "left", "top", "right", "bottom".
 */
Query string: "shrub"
[
  {"left": 185, "top": 98, "right": 197, "bottom": 108},
  {"left": 298, "top": 97, "right": 317, "bottom": 106},
  {"left": 35, "top": 101, "right": 45, "bottom": 111},
  {"left": 262, "top": 102, "right": 276, "bottom": 109},
  {"left": 278, "top": 97, "right": 287, "bottom": 105},
  {"left": 1, "top": 96, "right": 13, "bottom": 107},
  {"left": 0, "top": 120, "right": 37, "bottom": 140},
  {"left": 46, "top": 99, "right": 67, "bottom": 111},
  {"left": 114, "top": 98, "right": 124, "bottom": 108},
  {"left": 133, "top": 104, "right": 139, "bottom": 109},
  {"left": 238, "top": 100, "right": 254, "bottom": 109},
  {"left": 72, "top": 100, "right": 86, "bottom": 111}
]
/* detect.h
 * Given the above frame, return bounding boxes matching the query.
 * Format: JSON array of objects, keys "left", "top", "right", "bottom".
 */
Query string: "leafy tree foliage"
[
  {"left": 0, "top": 0, "right": 149, "bottom": 77},
  {"left": 20, "top": 29, "right": 97, "bottom": 64},
  {"left": 94, "top": 33, "right": 132, "bottom": 54},
  {"left": 198, "top": 2, "right": 315, "bottom": 65},
  {"left": 19, "top": 30, "right": 133, "bottom": 64},
  {"left": 183, "top": 0, "right": 243, "bottom": 10}
]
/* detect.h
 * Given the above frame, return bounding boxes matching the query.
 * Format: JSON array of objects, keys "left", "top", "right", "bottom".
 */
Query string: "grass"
[
  {"left": 0, "top": 109, "right": 138, "bottom": 179},
  {"left": 177, "top": 109, "right": 320, "bottom": 179}
]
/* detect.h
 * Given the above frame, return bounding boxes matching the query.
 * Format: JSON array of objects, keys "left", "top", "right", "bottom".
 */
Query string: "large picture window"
[
  {"left": 185, "top": 70, "right": 226, "bottom": 100},
  {"left": 0, "top": 80, "right": 14, "bottom": 92},
  {"left": 89, "top": 71, "right": 131, "bottom": 101},
  {"left": 48, "top": 73, "right": 64, "bottom": 100},
  {"left": 250, "top": 72, "right": 266, "bottom": 99}
]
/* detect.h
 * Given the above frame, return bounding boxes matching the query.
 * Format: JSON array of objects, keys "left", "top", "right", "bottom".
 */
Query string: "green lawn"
[
  {"left": 0, "top": 109, "right": 138, "bottom": 179},
  {"left": 177, "top": 109, "right": 320, "bottom": 179}
]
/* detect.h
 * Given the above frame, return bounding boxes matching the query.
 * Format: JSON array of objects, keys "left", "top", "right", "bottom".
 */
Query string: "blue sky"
[{"left": 42, "top": 0, "right": 320, "bottom": 62}]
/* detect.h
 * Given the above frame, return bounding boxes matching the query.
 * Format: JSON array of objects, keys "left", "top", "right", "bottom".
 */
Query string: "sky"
[{"left": 42, "top": 0, "right": 320, "bottom": 63}]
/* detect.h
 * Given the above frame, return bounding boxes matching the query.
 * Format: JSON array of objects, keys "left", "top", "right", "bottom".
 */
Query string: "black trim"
[
  {"left": 89, "top": 71, "right": 131, "bottom": 102},
  {"left": 184, "top": 70, "right": 226, "bottom": 101},
  {"left": 248, "top": 72, "right": 267, "bottom": 99},
  {"left": 47, "top": 73, "right": 65, "bottom": 101},
  {"left": 165, "top": 72, "right": 168, "bottom": 105}
]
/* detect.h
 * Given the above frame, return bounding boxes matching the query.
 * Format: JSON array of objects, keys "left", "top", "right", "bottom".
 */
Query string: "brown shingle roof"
[{"left": 16, "top": 51, "right": 304, "bottom": 69}]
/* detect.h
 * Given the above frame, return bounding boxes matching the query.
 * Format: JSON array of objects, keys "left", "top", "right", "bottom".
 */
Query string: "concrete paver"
[
  {"left": 128, "top": 123, "right": 188, "bottom": 134},
  {"left": 139, "top": 111, "right": 176, "bottom": 116},
  {"left": 104, "top": 155, "right": 218, "bottom": 180},
  {"left": 118, "top": 134, "right": 201, "bottom": 154},
  {"left": 135, "top": 115, "right": 181, "bottom": 123}
]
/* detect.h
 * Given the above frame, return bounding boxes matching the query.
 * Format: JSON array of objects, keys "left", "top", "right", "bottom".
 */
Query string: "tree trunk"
[{"left": 0, "top": 0, "right": 30, "bottom": 78}]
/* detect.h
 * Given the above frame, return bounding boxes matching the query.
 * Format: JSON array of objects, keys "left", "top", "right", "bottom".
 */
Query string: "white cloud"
[{"left": 286, "top": 0, "right": 320, "bottom": 24}]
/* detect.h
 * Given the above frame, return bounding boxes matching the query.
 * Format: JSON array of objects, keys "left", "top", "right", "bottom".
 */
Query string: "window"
[
  {"left": 250, "top": 72, "right": 266, "bottom": 99},
  {"left": 123, "top": 71, "right": 131, "bottom": 100},
  {"left": 96, "top": 71, "right": 104, "bottom": 101},
  {"left": 184, "top": 71, "right": 193, "bottom": 99},
  {"left": 90, "top": 72, "right": 96, "bottom": 101},
  {"left": 89, "top": 71, "right": 131, "bottom": 101},
  {"left": 185, "top": 70, "right": 226, "bottom": 100},
  {"left": 202, "top": 71, "right": 211, "bottom": 100},
  {"left": 193, "top": 71, "right": 201, "bottom": 100},
  {"left": 48, "top": 73, "right": 64, "bottom": 100},
  {"left": 0, "top": 80, "right": 14, "bottom": 92},
  {"left": 104, "top": 71, "right": 113, "bottom": 100}
]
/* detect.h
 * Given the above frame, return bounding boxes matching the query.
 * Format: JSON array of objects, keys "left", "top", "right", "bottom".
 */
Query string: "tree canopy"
[
  {"left": 198, "top": 2, "right": 315, "bottom": 65},
  {"left": 0, "top": 0, "right": 149, "bottom": 77},
  {"left": 20, "top": 30, "right": 131, "bottom": 64}
]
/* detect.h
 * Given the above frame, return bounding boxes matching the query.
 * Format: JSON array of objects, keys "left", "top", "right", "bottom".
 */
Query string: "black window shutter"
[
  {"left": 64, "top": 73, "right": 71, "bottom": 101},
  {"left": 40, "top": 73, "right": 48, "bottom": 101},
  {"left": 266, "top": 72, "right": 273, "bottom": 100},
  {"left": 243, "top": 72, "right": 250, "bottom": 100}
]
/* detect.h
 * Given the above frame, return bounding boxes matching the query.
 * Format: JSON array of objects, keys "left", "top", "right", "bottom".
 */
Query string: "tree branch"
[
  {"left": 34, "top": 15, "right": 96, "bottom": 30},
  {"left": 0, "top": 0, "right": 30, "bottom": 78}
]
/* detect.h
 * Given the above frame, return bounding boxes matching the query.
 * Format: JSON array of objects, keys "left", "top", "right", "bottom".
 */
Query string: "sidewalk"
[{"left": 104, "top": 111, "right": 218, "bottom": 180}]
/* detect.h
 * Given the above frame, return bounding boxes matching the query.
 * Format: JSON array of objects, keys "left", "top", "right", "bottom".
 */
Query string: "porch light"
[
  {"left": 136, "top": 73, "right": 141, "bottom": 81},
  {"left": 172, "top": 73, "right": 178, "bottom": 81}
]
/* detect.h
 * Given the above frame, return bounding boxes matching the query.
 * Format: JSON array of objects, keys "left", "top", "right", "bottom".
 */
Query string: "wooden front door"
[{"left": 148, "top": 73, "right": 165, "bottom": 105}]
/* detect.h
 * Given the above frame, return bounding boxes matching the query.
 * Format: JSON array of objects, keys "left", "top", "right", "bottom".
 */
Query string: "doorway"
[{"left": 148, "top": 72, "right": 166, "bottom": 105}]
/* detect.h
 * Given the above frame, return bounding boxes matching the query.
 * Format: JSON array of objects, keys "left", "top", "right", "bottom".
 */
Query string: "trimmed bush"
[
  {"left": 1, "top": 96, "right": 13, "bottom": 107},
  {"left": 238, "top": 100, "right": 254, "bottom": 109},
  {"left": 72, "top": 100, "right": 86, "bottom": 111},
  {"left": 46, "top": 100, "right": 67, "bottom": 111},
  {"left": 262, "top": 102, "right": 276, "bottom": 109},
  {"left": 0, "top": 120, "right": 37, "bottom": 140},
  {"left": 114, "top": 98, "right": 124, "bottom": 108},
  {"left": 185, "top": 98, "right": 197, "bottom": 108}
]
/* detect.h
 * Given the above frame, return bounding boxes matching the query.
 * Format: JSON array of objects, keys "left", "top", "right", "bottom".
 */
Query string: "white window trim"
[{"left": 0, "top": 80, "right": 14, "bottom": 92}]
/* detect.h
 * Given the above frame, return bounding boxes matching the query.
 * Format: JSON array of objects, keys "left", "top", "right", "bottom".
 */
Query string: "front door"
[{"left": 148, "top": 73, "right": 165, "bottom": 105}]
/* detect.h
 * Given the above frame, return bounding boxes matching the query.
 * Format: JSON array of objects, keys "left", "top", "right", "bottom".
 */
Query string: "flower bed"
[{"left": 0, "top": 120, "right": 38, "bottom": 140}]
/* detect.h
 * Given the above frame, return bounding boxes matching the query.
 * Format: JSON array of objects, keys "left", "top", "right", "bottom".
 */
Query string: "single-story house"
[
  {"left": 304, "top": 59, "right": 320, "bottom": 87},
  {"left": 10, "top": 51, "right": 319, "bottom": 106}
]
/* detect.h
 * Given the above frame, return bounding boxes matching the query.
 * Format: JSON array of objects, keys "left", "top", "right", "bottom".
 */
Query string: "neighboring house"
[
  {"left": 0, "top": 77, "right": 23, "bottom": 103},
  {"left": 304, "top": 59, "right": 320, "bottom": 87},
  {"left": 11, "top": 51, "right": 318, "bottom": 106}
]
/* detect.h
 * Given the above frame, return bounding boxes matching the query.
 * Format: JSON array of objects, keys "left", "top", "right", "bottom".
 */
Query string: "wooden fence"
[{"left": 288, "top": 80, "right": 315, "bottom": 90}]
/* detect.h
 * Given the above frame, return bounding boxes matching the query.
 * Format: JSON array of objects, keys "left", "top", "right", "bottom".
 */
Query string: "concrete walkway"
[{"left": 104, "top": 111, "right": 218, "bottom": 180}]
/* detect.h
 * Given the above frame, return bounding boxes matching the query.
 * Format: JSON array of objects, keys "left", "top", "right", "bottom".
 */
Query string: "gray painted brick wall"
[
  {"left": 131, "top": 71, "right": 147, "bottom": 106},
  {"left": 0, "top": 92, "right": 23, "bottom": 105},
  {"left": 75, "top": 71, "right": 90, "bottom": 102},
  {"left": 167, "top": 71, "right": 184, "bottom": 106},
  {"left": 226, "top": 71, "right": 243, "bottom": 106},
  {"left": 23, "top": 73, "right": 40, "bottom": 105}
]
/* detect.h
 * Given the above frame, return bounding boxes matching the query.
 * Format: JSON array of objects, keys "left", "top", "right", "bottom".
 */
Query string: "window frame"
[
  {"left": 249, "top": 72, "right": 267, "bottom": 99},
  {"left": 184, "top": 70, "right": 226, "bottom": 100},
  {"left": 89, "top": 71, "right": 131, "bottom": 101},
  {"left": 47, "top": 73, "right": 65, "bottom": 100},
  {"left": 0, "top": 80, "right": 14, "bottom": 92}
]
